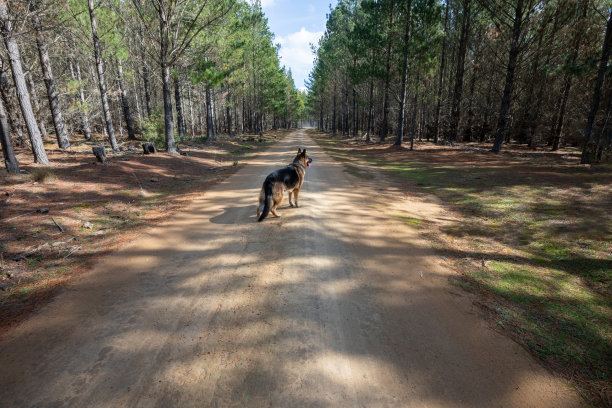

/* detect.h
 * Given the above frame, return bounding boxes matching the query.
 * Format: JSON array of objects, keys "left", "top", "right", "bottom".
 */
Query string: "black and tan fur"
[{"left": 257, "top": 148, "right": 312, "bottom": 222}]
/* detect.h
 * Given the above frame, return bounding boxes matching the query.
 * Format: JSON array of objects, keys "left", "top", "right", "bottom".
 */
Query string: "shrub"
[{"left": 140, "top": 110, "right": 165, "bottom": 149}]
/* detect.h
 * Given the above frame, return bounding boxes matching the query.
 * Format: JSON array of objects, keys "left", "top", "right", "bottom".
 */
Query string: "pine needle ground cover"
[
  {"left": 0, "top": 130, "right": 288, "bottom": 334},
  {"left": 310, "top": 129, "right": 611, "bottom": 406}
]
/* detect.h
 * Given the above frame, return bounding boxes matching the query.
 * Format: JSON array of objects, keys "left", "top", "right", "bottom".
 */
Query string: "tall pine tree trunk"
[
  {"left": 395, "top": 0, "right": 413, "bottom": 146},
  {"left": 117, "top": 59, "right": 135, "bottom": 140},
  {"left": 226, "top": 88, "right": 233, "bottom": 136},
  {"left": 206, "top": 85, "right": 214, "bottom": 139},
  {"left": 33, "top": 12, "right": 69, "bottom": 149},
  {"left": 88, "top": 0, "right": 118, "bottom": 151},
  {"left": 332, "top": 82, "right": 337, "bottom": 136},
  {"left": 188, "top": 85, "right": 195, "bottom": 137},
  {"left": 174, "top": 74, "right": 185, "bottom": 138},
  {"left": 492, "top": 0, "right": 524, "bottom": 153},
  {"left": 581, "top": 9, "right": 612, "bottom": 163},
  {"left": 26, "top": 72, "right": 48, "bottom": 141},
  {"left": 433, "top": 4, "right": 449, "bottom": 144},
  {"left": 380, "top": 3, "right": 394, "bottom": 142},
  {"left": 449, "top": 0, "right": 472, "bottom": 145},
  {"left": 551, "top": 1, "right": 587, "bottom": 151},
  {"left": 139, "top": 25, "right": 152, "bottom": 117},
  {"left": 0, "top": 96, "right": 18, "bottom": 173},
  {"left": 0, "top": 3, "right": 48, "bottom": 164},
  {"left": 68, "top": 59, "right": 91, "bottom": 140}
]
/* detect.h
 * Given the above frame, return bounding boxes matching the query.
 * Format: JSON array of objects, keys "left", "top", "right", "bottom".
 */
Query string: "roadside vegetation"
[
  {"left": 310, "top": 129, "right": 611, "bottom": 406},
  {"left": 0, "top": 130, "right": 289, "bottom": 333}
]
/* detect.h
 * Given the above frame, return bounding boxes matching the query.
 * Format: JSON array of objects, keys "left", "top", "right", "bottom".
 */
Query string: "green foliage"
[{"left": 140, "top": 111, "right": 165, "bottom": 148}]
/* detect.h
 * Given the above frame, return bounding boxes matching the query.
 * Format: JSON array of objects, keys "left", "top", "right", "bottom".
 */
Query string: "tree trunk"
[
  {"left": 410, "top": 88, "right": 418, "bottom": 150},
  {"left": 174, "top": 74, "right": 185, "bottom": 138},
  {"left": 0, "top": 64, "right": 26, "bottom": 147},
  {"left": 433, "top": 4, "right": 449, "bottom": 144},
  {"left": 161, "top": 61, "right": 177, "bottom": 152},
  {"left": 0, "top": 95, "right": 19, "bottom": 173},
  {"left": 188, "top": 85, "right": 195, "bottom": 137},
  {"left": 33, "top": 12, "right": 69, "bottom": 149},
  {"left": 492, "top": 0, "right": 524, "bottom": 153},
  {"left": 88, "top": 0, "right": 118, "bottom": 151},
  {"left": 380, "top": 3, "right": 394, "bottom": 142},
  {"left": 226, "top": 88, "right": 233, "bottom": 136},
  {"left": 551, "top": 1, "right": 587, "bottom": 151},
  {"left": 68, "top": 59, "right": 91, "bottom": 140},
  {"left": 581, "top": 9, "right": 612, "bottom": 163},
  {"left": 0, "top": 3, "right": 48, "bottom": 164},
  {"left": 117, "top": 59, "right": 135, "bottom": 140},
  {"left": 206, "top": 85, "right": 214, "bottom": 139},
  {"left": 332, "top": 82, "right": 337, "bottom": 136},
  {"left": 449, "top": 0, "right": 472, "bottom": 145},
  {"left": 395, "top": 0, "right": 413, "bottom": 146},
  {"left": 26, "top": 72, "right": 48, "bottom": 141},
  {"left": 139, "top": 25, "right": 152, "bottom": 117}
]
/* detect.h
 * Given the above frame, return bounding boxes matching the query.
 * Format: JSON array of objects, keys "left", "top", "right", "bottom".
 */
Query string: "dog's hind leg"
[{"left": 271, "top": 197, "right": 282, "bottom": 217}]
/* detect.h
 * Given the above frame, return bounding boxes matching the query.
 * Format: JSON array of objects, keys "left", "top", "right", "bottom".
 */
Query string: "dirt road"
[{"left": 0, "top": 130, "right": 582, "bottom": 407}]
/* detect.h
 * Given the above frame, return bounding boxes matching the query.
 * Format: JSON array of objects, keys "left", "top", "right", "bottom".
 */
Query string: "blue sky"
[{"left": 260, "top": 0, "right": 338, "bottom": 91}]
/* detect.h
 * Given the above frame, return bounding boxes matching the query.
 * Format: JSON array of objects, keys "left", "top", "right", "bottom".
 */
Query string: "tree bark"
[
  {"left": 581, "top": 9, "right": 612, "bottom": 163},
  {"left": 0, "top": 63, "right": 25, "bottom": 147},
  {"left": 26, "top": 72, "right": 47, "bottom": 141},
  {"left": 117, "top": 59, "right": 135, "bottom": 140},
  {"left": 395, "top": 0, "right": 413, "bottom": 146},
  {"left": 139, "top": 25, "right": 152, "bottom": 117},
  {"left": 88, "top": 0, "right": 118, "bottom": 151},
  {"left": 449, "top": 0, "right": 472, "bottom": 145},
  {"left": 69, "top": 59, "right": 91, "bottom": 140},
  {"left": 32, "top": 11, "right": 69, "bottom": 149},
  {"left": 226, "top": 87, "right": 233, "bottom": 136},
  {"left": 380, "top": 2, "right": 394, "bottom": 142},
  {"left": 206, "top": 85, "right": 214, "bottom": 139},
  {"left": 433, "top": 4, "right": 449, "bottom": 144},
  {"left": 0, "top": 95, "right": 18, "bottom": 173},
  {"left": 492, "top": 0, "right": 524, "bottom": 153},
  {"left": 188, "top": 85, "right": 195, "bottom": 137},
  {"left": 0, "top": 3, "right": 49, "bottom": 164},
  {"left": 174, "top": 74, "right": 185, "bottom": 138},
  {"left": 551, "top": 1, "right": 588, "bottom": 151},
  {"left": 332, "top": 82, "right": 337, "bottom": 136}
]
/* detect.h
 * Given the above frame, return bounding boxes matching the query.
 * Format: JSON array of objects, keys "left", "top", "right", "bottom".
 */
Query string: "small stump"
[
  {"left": 92, "top": 146, "right": 106, "bottom": 163},
  {"left": 142, "top": 142, "right": 157, "bottom": 154}
]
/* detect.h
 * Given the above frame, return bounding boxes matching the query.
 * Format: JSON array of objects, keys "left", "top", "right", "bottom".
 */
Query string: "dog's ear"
[
  {"left": 297, "top": 148, "right": 302, "bottom": 154},
  {"left": 301, "top": 149, "right": 307, "bottom": 156}
]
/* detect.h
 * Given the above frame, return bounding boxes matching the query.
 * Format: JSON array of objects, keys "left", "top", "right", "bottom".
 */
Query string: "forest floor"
[
  {"left": 309, "top": 129, "right": 612, "bottom": 406},
  {"left": 0, "top": 130, "right": 289, "bottom": 333}
]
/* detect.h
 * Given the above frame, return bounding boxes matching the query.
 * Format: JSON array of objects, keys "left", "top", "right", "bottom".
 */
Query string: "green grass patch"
[{"left": 310, "top": 130, "right": 612, "bottom": 405}]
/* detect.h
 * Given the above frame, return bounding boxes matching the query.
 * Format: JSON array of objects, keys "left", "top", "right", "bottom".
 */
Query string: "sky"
[{"left": 260, "top": 0, "right": 338, "bottom": 92}]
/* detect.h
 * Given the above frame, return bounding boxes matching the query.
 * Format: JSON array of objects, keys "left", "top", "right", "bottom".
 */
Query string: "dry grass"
[{"left": 0, "top": 130, "right": 289, "bottom": 334}]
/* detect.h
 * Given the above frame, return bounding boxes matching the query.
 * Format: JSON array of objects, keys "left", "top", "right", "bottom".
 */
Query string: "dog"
[{"left": 257, "top": 148, "right": 312, "bottom": 222}]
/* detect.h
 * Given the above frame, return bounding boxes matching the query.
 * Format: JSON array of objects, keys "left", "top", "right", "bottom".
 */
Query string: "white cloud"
[
  {"left": 277, "top": 27, "right": 323, "bottom": 89},
  {"left": 261, "top": 0, "right": 275, "bottom": 7}
]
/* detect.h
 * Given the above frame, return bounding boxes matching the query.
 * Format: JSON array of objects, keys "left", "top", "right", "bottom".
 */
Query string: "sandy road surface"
[{"left": 0, "top": 130, "right": 582, "bottom": 407}]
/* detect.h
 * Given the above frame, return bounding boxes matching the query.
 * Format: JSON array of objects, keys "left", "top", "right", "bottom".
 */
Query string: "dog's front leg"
[
  {"left": 293, "top": 189, "right": 300, "bottom": 208},
  {"left": 288, "top": 191, "right": 295, "bottom": 207}
]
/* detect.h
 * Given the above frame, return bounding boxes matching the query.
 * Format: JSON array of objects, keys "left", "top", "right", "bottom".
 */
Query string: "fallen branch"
[
  {"left": 51, "top": 217, "right": 64, "bottom": 233},
  {"left": 63, "top": 246, "right": 81, "bottom": 259},
  {"left": 4, "top": 208, "right": 48, "bottom": 222}
]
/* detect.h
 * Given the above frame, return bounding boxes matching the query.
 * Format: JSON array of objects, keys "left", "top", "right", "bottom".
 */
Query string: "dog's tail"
[{"left": 258, "top": 178, "right": 274, "bottom": 222}]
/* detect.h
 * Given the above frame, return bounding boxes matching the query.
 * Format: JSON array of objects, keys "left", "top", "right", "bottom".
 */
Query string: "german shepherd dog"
[{"left": 257, "top": 148, "right": 312, "bottom": 222}]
